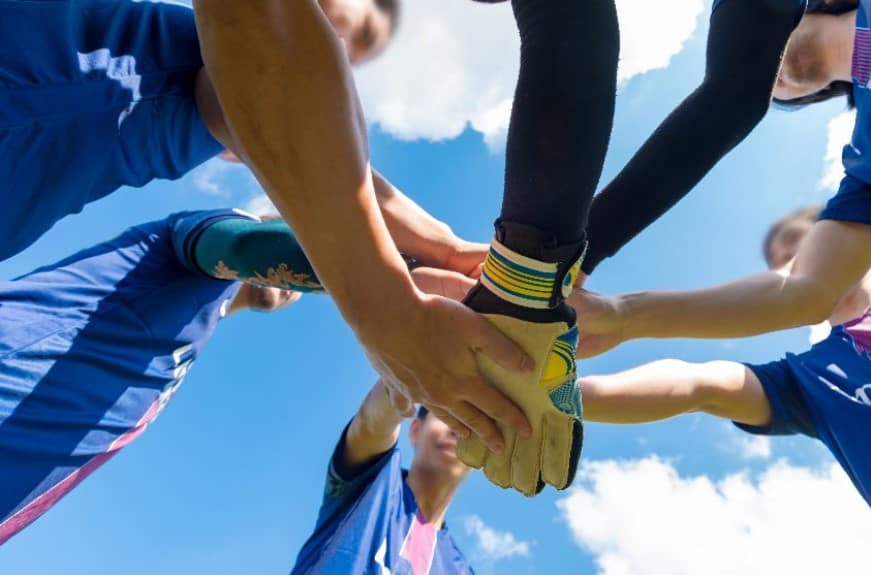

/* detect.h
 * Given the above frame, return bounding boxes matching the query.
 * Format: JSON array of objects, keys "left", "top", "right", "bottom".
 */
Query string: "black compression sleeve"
[
  {"left": 581, "top": 0, "right": 805, "bottom": 274},
  {"left": 499, "top": 0, "right": 619, "bottom": 247}
]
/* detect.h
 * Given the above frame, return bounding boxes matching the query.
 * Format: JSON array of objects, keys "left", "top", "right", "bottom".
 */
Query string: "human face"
[
  {"left": 318, "top": 0, "right": 394, "bottom": 65},
  {"left": 233, "top": 283, "right": 302, "bottom": 313},
  {"left": 767, "top": 219, "right": 814, "bottom": 270},
  {"left": 410, "top": 413, "right": 471, "bottom": 480}
]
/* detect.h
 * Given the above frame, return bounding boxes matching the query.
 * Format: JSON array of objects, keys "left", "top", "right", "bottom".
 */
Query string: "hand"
[
  {"left": 357, "top": 293, "right": 534, "bottom": 454},
  {"left": 380, "top": 380, "right": 417, "bottom": 419},
  {"left": 566, "top": 288, "right": 626, "bottom": 358},
  {"left": 410, "top": 267, "right": 476, "bottom": 301},
  {"left": 443, "top": 239, "right": 489, "bottom": 277}
]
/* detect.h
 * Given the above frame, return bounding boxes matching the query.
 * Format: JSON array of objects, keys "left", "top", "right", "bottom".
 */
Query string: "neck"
[
  {"left": 825, "top": 11, "right": 858, "bottom": 84},
  {"left": 405, "top": 466, "right": 463, "bottom": 529}
]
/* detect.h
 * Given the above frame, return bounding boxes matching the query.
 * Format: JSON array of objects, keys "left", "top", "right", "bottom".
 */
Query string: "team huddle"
[{"left": 1, "top": 0, "right": 869, "bottom": 573}]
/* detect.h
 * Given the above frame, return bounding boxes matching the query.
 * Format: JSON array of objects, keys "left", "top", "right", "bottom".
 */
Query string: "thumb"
[{"left": 473, "top": 318, "right": 534, "bottom": 373}]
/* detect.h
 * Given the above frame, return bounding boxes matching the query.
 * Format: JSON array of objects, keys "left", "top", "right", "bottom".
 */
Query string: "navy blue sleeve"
[
  {"left": 166, "top": 209, "right": 257, "bottom": 274},
  {"left": 300, "top": 422, "right": 399, "bottom": 549},
  {"left": 736, "top": 358, "right": 818, "bottom": 438},
  {"left": 819, "top": 174, "right": 871, "bottom": 226}
]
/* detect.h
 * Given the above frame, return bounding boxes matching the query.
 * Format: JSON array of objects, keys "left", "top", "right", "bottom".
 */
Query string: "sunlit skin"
[
  {"left": 767, "top": 218, "right": 871, "bottom": 326},
  {"left": 773, "top": 11, "right": 855, "bottom": 101}
]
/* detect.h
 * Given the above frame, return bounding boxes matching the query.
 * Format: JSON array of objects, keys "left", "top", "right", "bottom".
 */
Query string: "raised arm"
[
  {"left": 372, "top": 170, "right": 488, "bottom": 275},
  {"left": 191, "top": 1, "right": 532, "bottom": 451},
  {"left": 580, "top": 0, "right": 804, "bottom": 276},
  {"left": 340, "top": 380, "right": 408, "bottom": 473}
]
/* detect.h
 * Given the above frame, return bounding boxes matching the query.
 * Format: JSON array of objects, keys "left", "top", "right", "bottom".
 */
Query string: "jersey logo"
[
  {"left": 855, "top": 384, "right": 871, "bottom": 406},
  {"left": 374, "top": 538, "right": 393, "bottom": 575},
  {"left": 77, "top": 48, "right": 142, "bottom": 128}
]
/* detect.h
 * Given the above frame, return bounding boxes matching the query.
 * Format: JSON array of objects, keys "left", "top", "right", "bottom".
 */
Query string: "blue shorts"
[
  {"left": 738, "top": 327, "right": 871, "bottom": 505},
  {"left": 819, "top": 175, "right": 871, "bottom": 226}
]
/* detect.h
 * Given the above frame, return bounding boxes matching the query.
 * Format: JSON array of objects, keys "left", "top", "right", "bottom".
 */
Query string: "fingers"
[
  {"left": 456, "top": 435, "right": 488, "bottom": 469},
  {"left": 460, "top": 375, "right": 531, "bottom": 438},
  {"left": 540, "top": 412, "right": 574, "bottom": 489},
  {"left": 473, "top": 317, "right": 534, "bottom": 374},
  {"left": 384, "top": 384, "right": 416, "bottom": 418},
  {"left": 450, "top": 400, "right": 505, "bottom": 454},
  {"left": 427, "top": 406, "right": 471, "bottom": 439},
  {"left": 510, "top": 433, "right": 542, "bottom": 497},
  {"left": 481, "top": 432, "right": 515, "bottom": 489},
  {"left": 410, "top": 268, "right": 476, "bottom": 301}
]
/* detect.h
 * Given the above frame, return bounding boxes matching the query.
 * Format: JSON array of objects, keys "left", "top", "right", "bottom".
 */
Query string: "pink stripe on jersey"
[
  {"left": 0, "top": 397, "right": 163, "bottom": 545},
  {"left": 399, "top": 510, "right": 438, "bottom": 575},
  {"left": 846, "top": 308, "right": 871, "bottom": 355},
  {"left": 853, "top": 27, "right": 871, "bottom": 86}
]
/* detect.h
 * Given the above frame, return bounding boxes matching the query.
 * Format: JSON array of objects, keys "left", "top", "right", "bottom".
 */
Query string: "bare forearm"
[
  {"left": 344, "top": 382, "right": 404, "bottom": 469},
  {"left": 372, "top": 170, "right": 476, "bottom": 268},
  {"left": 620, "top": 272, "right": 834, "bottom": 341},
  {"left": 582, "top": 360, "right": 767, "bottom": 426},
  {"left": 582, "top": 359, "right": 710, "bottom": 423},
  {"left": 619, "top": 221, "right": 871, "bottom": 341},
  {"left": 193, "top": 1, "right": 414, "bottom": 327}
]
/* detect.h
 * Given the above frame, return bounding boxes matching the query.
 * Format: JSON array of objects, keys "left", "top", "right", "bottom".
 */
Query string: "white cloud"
[
  {"left": 242, "top": 193, "right": 278, "bottom": 217},
  {"left": 464, "top": 515, "right": 531, "bottom": 562},
  {"left": 808, "top": 321, "right": 832, "bottom": 345},
  {"left": 736, "top": 435, "right": 772, "bottom": 460},
  {"left": 190, "top": 156, "right": 235, "bottom": 197},
  {"left": 615, "top": 0, "right": 704, "bottom": 84},
  {"left": 820, "top": 110, "right": 857, "bottom": 191},
  {"left": 558, "top": 457, "right": 871, "bottom": 575},
  {"left": 356, "top": 0, "right": 703, "bottom": 150}
]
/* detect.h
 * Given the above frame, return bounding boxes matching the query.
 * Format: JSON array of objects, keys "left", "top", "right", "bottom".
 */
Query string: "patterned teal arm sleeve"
[{"left": 192, "top": 217, "right": 326, "bottom": 293}]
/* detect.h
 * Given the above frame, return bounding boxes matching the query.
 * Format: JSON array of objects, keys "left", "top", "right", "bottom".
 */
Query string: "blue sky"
[{"left": 1, "top": 1, "right": 870, "bottom": 573}]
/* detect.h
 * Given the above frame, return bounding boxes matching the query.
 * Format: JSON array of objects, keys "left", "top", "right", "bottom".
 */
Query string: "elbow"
[{"left": 786, "top": 277, "right": 841, "bottom": 327}]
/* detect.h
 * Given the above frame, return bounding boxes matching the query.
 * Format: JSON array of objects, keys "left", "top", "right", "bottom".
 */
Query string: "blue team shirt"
[
  {"left": 821, "top": 1, "right": 871, "bottom": 224},
  {"left": 0, "top": 210, "right": 245, "bottom": 544},
  {"left": 739, "top": 312, "right": 871, "bottom": 506},
  {"left": 0, "top": 0, "right": 223, "bottom": 262},
  {"left": 292, "top": 427, "right": 474, "bottom": 575}
]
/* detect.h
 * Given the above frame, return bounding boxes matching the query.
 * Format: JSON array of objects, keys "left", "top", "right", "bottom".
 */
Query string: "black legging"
[
  {"left": 581, "top": 0, "right": 806, "bottom": 274},
  {"left": 498, "top": 0, "right": 619, "bottom": 247}
]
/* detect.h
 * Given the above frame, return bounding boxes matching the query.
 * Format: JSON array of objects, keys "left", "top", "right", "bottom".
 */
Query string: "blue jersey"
[
  {"left": 0, "top": 0, "right": 223, "bottom": 262},
  {"left": 738, "top": 311, "right": 871, "bottom": 507},
  {"left": 0, "top": 210, "right": 246, "bottom": 544},
  {"left": 292, "top": 428, "right": 474, "bottom": 575},
  {"left": 821, "top": 1, "right": 871, "bottom": 224}
]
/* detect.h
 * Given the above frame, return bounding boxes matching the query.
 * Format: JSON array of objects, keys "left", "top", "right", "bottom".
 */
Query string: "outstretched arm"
[
  {"left": 581, "top": 359, "right": 770, "bottom": 427},
  {"left": 373, "top": 170, "right": 488, "bottom": 275},
  {"left": 340, "top": 380, "right": 408, "bottom": 474},
  {"left": 192, "top": 1, "right": 532, "bottom": 450},
  {"left": 580, "top": 0, "right": 804, "bottom": 276},
  {"left": 572, "top": 219, "right": 871, "bottom": 356}
]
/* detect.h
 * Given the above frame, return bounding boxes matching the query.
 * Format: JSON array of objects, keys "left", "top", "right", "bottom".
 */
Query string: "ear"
[{"left": 409, "top": 416, "right": 423, "bottom": 447}]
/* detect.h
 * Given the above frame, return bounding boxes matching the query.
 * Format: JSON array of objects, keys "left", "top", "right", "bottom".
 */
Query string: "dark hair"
[
  {"left": 375, "top": 0, "right": 401, "bottom": 35},
  {"left": 772, "top": 0, "right": 859, "bottom": 109},
  {"left": 416, "top": 405, "right": 429, "bottom": 420},
  {"left": 762, "top": 205, "right": 823, "bottom": 264}
]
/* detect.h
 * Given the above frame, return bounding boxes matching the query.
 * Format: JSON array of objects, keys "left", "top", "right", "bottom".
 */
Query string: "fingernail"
[
  {"left": 519, "top": 426, "right": 532, "bottom": 439},
  {"left": 490, "top": 443, "right": 504, "bottom": 454}
]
